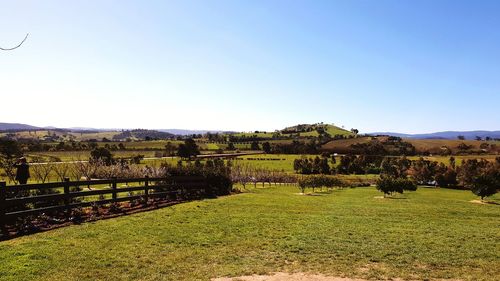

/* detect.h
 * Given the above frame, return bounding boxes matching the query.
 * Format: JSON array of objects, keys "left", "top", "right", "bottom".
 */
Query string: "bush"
[{"left": 161, "top": 159, "right": 233, "bottom": 198}]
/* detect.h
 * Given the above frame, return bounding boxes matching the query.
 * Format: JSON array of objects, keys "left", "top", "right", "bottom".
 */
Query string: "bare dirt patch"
[
  {"left": 373, "top": 196, "right": 407, "bottom": 200},
  {"left": 212, "top": 272, "right": 368, "bottom": 281},
  {"left": 294, "top": 193, "right": 324, "bottom": 196},
  {"left": 213, "top": 272, "right": 463, "bottom": 281},
  {"left": 469, "top": 199, "right": 499, "bottom": 205}
]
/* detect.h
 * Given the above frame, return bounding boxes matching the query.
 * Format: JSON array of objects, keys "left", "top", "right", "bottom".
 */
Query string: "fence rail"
[{"left": 0, "top": 176, "right": 208, "bottom": 227}]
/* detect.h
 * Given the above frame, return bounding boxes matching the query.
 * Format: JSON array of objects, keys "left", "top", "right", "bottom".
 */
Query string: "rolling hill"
[
  {"left": 281, "top": 123, "right": 353, "bottom": 137},
  {"left": 369, "top": 130, "right": 500, "bottom": 140},
  {"left": 0, "top": 122, "right": 41, "bottom": 131}
]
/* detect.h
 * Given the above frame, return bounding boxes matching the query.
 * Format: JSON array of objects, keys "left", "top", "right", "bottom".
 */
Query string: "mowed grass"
[{"left": 0, "top": 186, "right": 498, "bottom": 281}]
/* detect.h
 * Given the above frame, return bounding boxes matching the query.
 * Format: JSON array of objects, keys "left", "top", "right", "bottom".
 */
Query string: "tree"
[
  {"left": 380, "top": 156, "right": 410, "bottom": 178},
  {"left": 0, "top": 139, "right": 23, "bottom": 182},
  {"left": 177, "top": 139, "right": 199, "bottom": 159},
  {"left": 319, "top": 157, "right": 331, "bottom": 174},
  {"left": 449, "top": 156, "right": 456, "bottom": 169},
  {"left": 376, "top": 175, "right": 417, "bottom": 197},
  {"left": 31, "top": 163, "right": 54, "bottom": 183},
  {"left": 470, "top": 165, "right": 499, "bottom": 200},
  {"left": 312, "top": 156, "right": 321, "bottom": 174},
  {"left": 164, "top": 141, "right": 176, "bottom": 156},
  {"left": 457, "top": 159, "right": 488, "bottom": 187},
  {"left": 250, "top": 141, "right": 260, "bottom": 150},
  {"left": 227, "top": 142, "right": 236, "bottom": 150},
  {"left": 90, "top": 147, "right": 114, "bottom": 165},
  {"left": 457, "top": 142, "right": 471, "bottom": 151},
  {"left": 457, "top": 135, "right": 465, "bottom": 140},
  {"left": 458, "top": 160, "right": 499, "bottom": 200},
  {"left": 262, "top": 142, "right": 271, "bottom": 153},
  {"left": 409, "top": 157, "right": 437, "bottom": 184}
]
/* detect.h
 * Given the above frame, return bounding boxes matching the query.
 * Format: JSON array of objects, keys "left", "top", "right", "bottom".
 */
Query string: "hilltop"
[{"left": 280, "top": 123, "right": 354, "bottom": 137}]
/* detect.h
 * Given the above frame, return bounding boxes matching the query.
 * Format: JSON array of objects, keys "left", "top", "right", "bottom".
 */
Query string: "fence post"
[
  {"left": 111, "top": 177, "right": 117, "bottom": 202},
  {"left": 0, "top": 182, "right": 6, "bottom": 232},
  {"left": 144, "top": 175, "right": 149, "bottom": 204},
  {"left": 63, "top": 178, "right": 70, "bottom": 217}
]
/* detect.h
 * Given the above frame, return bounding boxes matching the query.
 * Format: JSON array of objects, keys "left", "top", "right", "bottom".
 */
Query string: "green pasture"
[
  {"left": 232, "top": 132, "right": 274, "bottom": 138},
  {"left": 204, "top": 143, "right": 221, "bottom": 150},
  {"left": 26, "top": 150, "right": 161, "bottom": 162},
  {"left": 1, "top": 186, "right": 498, "bottom": 281},
  {"left": 233, "top": 154, "right": 316, "bottom": 172}
]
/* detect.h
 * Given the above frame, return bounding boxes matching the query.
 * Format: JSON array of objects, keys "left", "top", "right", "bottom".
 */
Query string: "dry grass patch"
[{"left": 212, "top": 272, "right": 369, "bottom": 281}]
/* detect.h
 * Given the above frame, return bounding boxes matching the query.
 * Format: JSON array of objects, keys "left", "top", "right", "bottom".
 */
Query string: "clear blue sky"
[{"left": 1, "top": 0, "right": 499, "bottom": 133}]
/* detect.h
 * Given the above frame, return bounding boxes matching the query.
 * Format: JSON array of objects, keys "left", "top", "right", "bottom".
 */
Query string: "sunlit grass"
[{"left": 0, "top": 186, "right": 498, "bottom": 281}]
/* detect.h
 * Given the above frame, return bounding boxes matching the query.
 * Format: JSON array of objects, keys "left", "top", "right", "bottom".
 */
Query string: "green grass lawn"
[{"left": 1, "top": 186, "right": 498, "bottom": 281}]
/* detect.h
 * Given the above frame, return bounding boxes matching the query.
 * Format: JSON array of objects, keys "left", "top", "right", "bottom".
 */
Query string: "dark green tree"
[
  {"left": 177, "top": 138, "right": 200, "bottom": 159},
  {"left": 90, "top": 147, "right": 114, "bottom": 165},
  {"left": 0, "top": 139, "right": 23, "bottom": 182},
  {"left": 250, "top": 141, "right": 260, "bottom": 150},
  {"left": 262, "top": 142, "right": 271, "bottom": 153}
]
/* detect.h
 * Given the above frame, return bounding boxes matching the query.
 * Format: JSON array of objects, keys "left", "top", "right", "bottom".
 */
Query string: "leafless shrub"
[
  {"left": 53, "top": 162, "right": 71, "bottom": 181},
  {"left": 31, "top": 162, "right": 55, "bottom": 183}
]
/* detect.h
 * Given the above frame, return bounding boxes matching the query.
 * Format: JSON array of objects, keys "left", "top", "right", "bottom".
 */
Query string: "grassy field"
[
  {"left": 26, "top": 150, "right": 162, "bottom": 162},
  {"left": 0, "top": 186, "right": 498, "bottom": 281},
  {"left": 0, "top": 130, "right": 122, "bottom": 141},
  {"left": 233, "top": 154, "right": 312, "bottom": 172}
]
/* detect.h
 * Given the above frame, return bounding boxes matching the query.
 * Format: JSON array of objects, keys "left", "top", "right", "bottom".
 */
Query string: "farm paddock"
[{"left": 0, "top": 186, "right": 498, "bottom": 281}]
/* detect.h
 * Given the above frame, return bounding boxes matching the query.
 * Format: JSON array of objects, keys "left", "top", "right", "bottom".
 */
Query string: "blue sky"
[{"left": 1, "top": 0, "right": 499, "bottom": 133}]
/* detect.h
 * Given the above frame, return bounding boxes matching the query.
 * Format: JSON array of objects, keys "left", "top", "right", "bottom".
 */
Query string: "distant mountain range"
[
  {"left": 0, "top": 123, "right": 41, "bottom": 131},
  {"left": 157, "top": 129, "right": 233, "bottom": 135},
  {"left": 369, "top": 131, "right": 500, "bottom": 140},
  {"left": 0, "top": 123, "right": 230, "bottom": 136},
  {"left": 1, "top": 122, "right": 499, "bottom": 139}
]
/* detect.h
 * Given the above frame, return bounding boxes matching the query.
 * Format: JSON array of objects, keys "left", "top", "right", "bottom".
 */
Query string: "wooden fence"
[{"left": 0, "top": 176, "right": 207, "bottom": 228}]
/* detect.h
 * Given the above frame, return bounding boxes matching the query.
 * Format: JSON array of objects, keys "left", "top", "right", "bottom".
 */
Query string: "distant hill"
[
  {"left": 158, "top": 129, "right": 232, "bottom": 135},
  {"left": 281, "top": 123, "right": 353, "bottom": 137},
  {"left": 322, "top": 136, "right": 500, "bottom": 155},
  {"left": 112, "top": 129, "right": 174, "bottom": 140},
  {"left": 0, "top": 122, "right": 42, "bottom": 131},
  {"left": 369, "top": 130, "right": 500, "bottom": 140}
]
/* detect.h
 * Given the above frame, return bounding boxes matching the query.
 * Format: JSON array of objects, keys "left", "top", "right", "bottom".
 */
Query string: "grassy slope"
[
  {"left": 0, "top": 187, "right": 498, "bottom": 281},
  {"left": 324, "top": 125, "right": 353, "bottom": 137}
]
